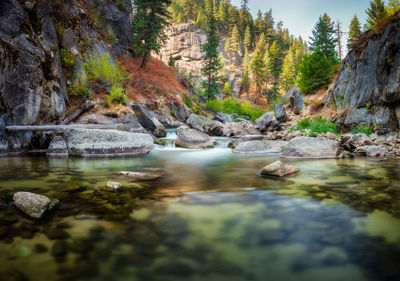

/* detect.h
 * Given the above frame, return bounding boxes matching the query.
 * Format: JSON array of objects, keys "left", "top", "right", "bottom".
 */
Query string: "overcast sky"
[{"left": 231, "top": 0, "right": 371, "bottom": 53}]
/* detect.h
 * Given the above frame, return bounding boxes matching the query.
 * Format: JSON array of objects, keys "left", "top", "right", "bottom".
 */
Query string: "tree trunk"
[{"left": 141, "top": 52, "right": 149, "bottom": 69}]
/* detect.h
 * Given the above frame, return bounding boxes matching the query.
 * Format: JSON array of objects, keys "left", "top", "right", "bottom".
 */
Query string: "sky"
[{"left": 231, "top": 0, "right": 371, "bottom": 53}]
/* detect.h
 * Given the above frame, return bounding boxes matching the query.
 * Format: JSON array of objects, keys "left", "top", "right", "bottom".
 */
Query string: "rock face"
[
  {"left": 132, "top": 105, "right": 166, "bottom": 137},
  {"left": 285, "top": 87, "right": 304, "bottom": 114},
  {"left": 48, "top": 129, "right": 154, "bottom": 156},
  {"left": 261, "top": 161, "right": 300, "bottom": 177},
  {"left": 233, "top": 140, "right": 288, "bottom": 154},
  {"left": 176, "top": 126, "right": 216, "bottom": 149},
  {"left": 282, "top": 137, "right": 340, "bottom": 159},
  {"left": 222, "top": 122, "right": 260, "bottom": 137},
  {"left": 332, "top": 15, "right": 400, "bottom": 133},
  {"left": 0, "top": 0, "right": 68, "bottom": 154},
  {"left": 255, "top": 112, "right": 281, "bottom": 132},
  {"left": 13, "top": 192, "right": 58, "bottom": 219},
  {"left": 187, "top": 114, "right": 223, "bottom": 136}
]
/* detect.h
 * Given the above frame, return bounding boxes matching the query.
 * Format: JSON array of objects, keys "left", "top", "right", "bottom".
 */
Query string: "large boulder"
[
  {"left": 132, "top": 104, "right": 166, "bottom": 137},
  {"left": 13, "top": 192, "right": 58, "bottom": 219},
  {"left": 274, "top": 104, "right": 287, "bottom": 123},
  {"left": 354, "top": 145, "right": 388, "bottom": 157},
  {"left": 282, "top": 137, "right": 340, "bottom": 159},
  {"left": 176, "top": 126, "right": 216, "bottom": 149},
  {"left": 212, "top": 112, "right": 234, "bottom": 124},
  {"left": 261, "top": 161, "right": 300, "bottom": 177},
  {"left": 340, "top": 133, "right": 373, "bottom": 151},
  {"left": 255, "top": 112, "right": 281, "bottom": 132},
  {"left": 233, "top": 140, "right": 288, "bottom": 154},
  {"left": 285, "top": 87, "right": 304, "bottom": 114},
  {"left": 48, "top": 128, "right": 153, "bottom": 156},
  {"left": 187, "top": 114, "right": 223, "bottom": 136},
  {"left": 222, "top": 122, "right": 260, "bottom": 137}
]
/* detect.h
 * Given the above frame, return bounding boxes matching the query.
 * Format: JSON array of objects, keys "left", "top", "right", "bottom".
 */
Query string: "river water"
[{"left": 0, "top": 137, "right": 400, "bottom": 281}]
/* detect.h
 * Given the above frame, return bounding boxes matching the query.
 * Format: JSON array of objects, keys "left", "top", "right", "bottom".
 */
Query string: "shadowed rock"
[{"left": 282, "top": 137, "right": 340, "bottom": 159}]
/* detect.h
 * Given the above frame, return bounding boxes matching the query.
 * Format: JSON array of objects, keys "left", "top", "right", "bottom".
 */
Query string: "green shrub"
[
  {"left": 60, "top": 48, "right": 78, "bottom": 69},
  {"left": 222, "top": 82, "right": 231, "bottom": 95},
  {"left": 67, "top": 84, "right": 90, "bottom": 98},
  {"left": 105, "top": 86, "right": 128, "bottom": 104},
  {"left": 170, "top": 109, "right": 176, "bottom": 116},
  {"left": 205, "top": 98, "right": 265, "bottom": 122},
  {"left": 82, "top": 52, "right": 126, "bottom": 87},
  {"left": 352, "top": 125, "right": 373, "bottom": 135},
  {"left": 291, "top": 117, "right": 338, "bottom": 136},
  {"left": 182, "top": 96, "right": 193, "bottom": 108}
]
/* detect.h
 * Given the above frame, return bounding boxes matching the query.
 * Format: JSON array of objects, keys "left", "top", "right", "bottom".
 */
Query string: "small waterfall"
[{"left": 160, "top": 129, "right": 178, "bottom": 150}]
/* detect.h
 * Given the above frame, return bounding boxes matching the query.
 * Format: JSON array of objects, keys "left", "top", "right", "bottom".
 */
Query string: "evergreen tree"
[
  {"left": 309, "top": 14, "right": 337, "bottom": 60},
  {"left": 386, "top": 0, "right": 400, "bottom": 15},
  {"left": 241, "top": 0, "right": 249, "bottom": 11},
  {"left": 201, "top": 2, "right": 222, "bottom": 99},
  {"left": 241, "top": 48, "right": 251, "bottom": 94},
  {"left": 132, "top": 0, "right": 171, "bottom": 69},
  {"left": 205, "top": 0, "right": 213, "bottom": 16},
  {"left": 182, "top": 0, "right": 195, "bottom": 20},
  {"left": 263, "top": 45, "right": 271, "bottom": 87},
  {"left": 280, "top": 47, "right": 296, "bottom": 92},
  {"left": 177, "top": 13, "right": 184, "bottom": 23},
  {"left": 231, "top": 25, "right": 241, "bottom": 54},
  {"left": 217, "top": 1, "right": 229, "bottom": 32},
  {"left": 268, "top": 41, "right": 283, "bottom": 84},
  {"left": 366, "top": 0, "right": 388, "bottom": 30},
  {"left": 251, "top": 35, "right": 267, "bottom": 97},
  {"left": 348, "top": 15, "right": 362, "bottom": 49},
  {"left": 263, "top": 9, "right": 275, "bottom": 42},
  {"left": 254, "top": 10, "right": 264, "bottom": 38},
  {"left": 196, "top": 9, "right": 207, "bottom": 28},
  {"left": 243, "top": 25, "right": 252, "bottom": 50},
  {"left": 229, "top": 6, "right": 241, "bottom": 31}
]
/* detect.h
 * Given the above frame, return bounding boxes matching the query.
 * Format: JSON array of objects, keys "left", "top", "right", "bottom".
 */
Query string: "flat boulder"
[
  {"left": 354, "top": 146, "right": 388, "bottom": 157},
  {"left": 13, "top": 192, "right": 58, "bottom": 219},
  {"left": 119, "top": 171, "right": 160, "bottom": 180},
  {"left": 51, "top": 128, "right": 153, "bottom": 157},
  {"left": 187, "top": 114, "right": 223, "bottom": 136},
  {"left": 255, "top": 112, "right": 281, "bottom": 132},
  {"left": 282, "top": 137, "right": 340, "bottom": 159},
  {"left": 261, "top": 161, "right": 300, "bottom": 177},
  {"left": 176, "top": 126, "right": 216, "bottom": 149},
  {"left": 233, "top": 140, "right": 288, "bottom": 154}
]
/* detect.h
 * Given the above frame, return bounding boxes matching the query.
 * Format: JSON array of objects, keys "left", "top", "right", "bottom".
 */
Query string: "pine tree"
[
  {"left": 205, "top": 0, "right": 213, "bottom": 16},
  {"left": 243, "top": 25, "right": 252, "bottom": 50},
  {"left": 241, "top": 48, "right": 251, "bottom": 94},
  {"left": 348, "top": 15, "right": 362, "bottom": 49},
  {"left": 251, "top": 35, "right": 267, "bottom": 97},
  {"left": 177, "top": 13, "right": 184, "bottom": 23},
  {"left": 263, "top": 9, "right": 275, "bottom": 41},
  {"left": 366, "top": 0, "right": 388, "bottom": 30},
  {"left": 182, "top": 0, "right": 195, "bottom": 20},
  {"left": 254, "top": 10, "right": 264, "bottom": 38},
  {"left": 263, "top": 45, "right": 271, "bottom": 87},
  {"left": 268, "top": 41, "right": 283, "bottom": 85},
  {"left": 196, "top": 9, "right": 207, "bottom": 28},
  {"left": 241, "top": 0, "right": 249, "bottom": 11},
  {"left": 229, "top": 6, "right": 240, "bottom": 31},
  {"left": 217, "top": 1, "right": 229, "bottom": 32},
  {"left": 132, "top": 0, "right": 171, "bottom": 69},
  {"left": 201, "top": 2, "right": 222, "bottom": 99},
  {"left": 231, "top": 25, "right": 241, "bottom": 54},
  {"left": 280, "top": 47, "right": 296, "bottom": 92},
  {"left": 309, "top": 14, "right": 338, "bottom": 62},
  {"left": 386, "top": 0, "right": 400, "bottom": 15}
]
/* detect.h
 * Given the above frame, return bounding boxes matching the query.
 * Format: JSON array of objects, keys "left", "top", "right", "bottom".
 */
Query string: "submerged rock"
[
  {"left": 50, "top": 128, "right": 154, "bottom": 157},
  {"left": 282, "top": 137, "right": 340, "bottom": 159},
  {"left": 106, "top": 181, "right": 122, "bottom": 191},
  {"left": 119, "top": 171, "right": 161, "bottom": 180},
  {"left": 233, "top": 140, "right": 288, "bottom": 154},
  {"left": 354, "top": 145, "right": 388, "bottom": 157},
  {"left": 13, "top": 192, "right": 58, "bottom": 219},
  {"left": 261, "top": 161, "right": 300, "bottom": 177},
  {"left": 175, "top": 126, "right": 216, "bottom": 149}
]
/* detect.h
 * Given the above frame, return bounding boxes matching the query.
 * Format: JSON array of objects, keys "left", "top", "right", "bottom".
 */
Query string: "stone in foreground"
[
  {"left": 106, "top": 181, "right": 122, "bottom": 191},
  {"left": 13, "top": 192, "right": 58, "bottom": 219},
  {"left": 48, "top": 128, "right": 154, "bottom": 157},
  {"left": 176, "top": 126, "right": 216, "bottom": 149},
  {"left": 261, "top": 161, "right": 300, "bottom": 177},
  {"left": 233, "top": 140, "right": 288, "bottom": 154},
  {"left": 282, "top": 137, "right": 340, "bottom": 159},
  {"left": 119, "top": 171, "right": 161, "bottom": 181}
]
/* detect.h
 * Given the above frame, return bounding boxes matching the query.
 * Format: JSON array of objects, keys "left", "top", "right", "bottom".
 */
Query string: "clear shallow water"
[{"left": 0, "top": 147, "right": 400, "bottom": 281}]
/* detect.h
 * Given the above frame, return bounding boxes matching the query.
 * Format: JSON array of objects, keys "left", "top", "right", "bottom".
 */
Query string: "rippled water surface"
[{"left": 1, "top": 145, "right": 400, "bottom": 281}]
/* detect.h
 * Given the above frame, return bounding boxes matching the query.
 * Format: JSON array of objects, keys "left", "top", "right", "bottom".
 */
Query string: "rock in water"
[
  {"left": 354, "top": 146, "right": 388, "bottom": 157},
  {"left": 255, "top": 112, "right": 281, "bottom": 132},
  {"left": 261, "top": 161, "right": 300, "bottom": 177},
  {"left": 119, "top": 172, "right": 160, "bottom": 181},
  {"left": 13, "top": 192, "right": 58, "bottom": 219},
  {"left": 175, "top": 126, "right": 216, "bottom": 149},
  {"left": 233, "top": 140, "right": 288, "bottom": 154},
  {"left": 282, "top": 137, "right": 340, "bottom": 159},
  {"left": 187, "top": 114, "right": 223, "bottom": 136},
  {"left": 52, "top": 128, "right": 153, "bottom": 157},
  {"left": 106, "top": 181, "right": 122, "bottom": 191}
]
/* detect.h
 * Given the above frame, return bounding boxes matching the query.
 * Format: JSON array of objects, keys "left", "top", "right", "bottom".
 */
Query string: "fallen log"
[
  {"left": 61, "top": 100, "right": 96, "bottom": 125},
  {"left": 6, "top": 124, "right": 122, "bottom": 132}
]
